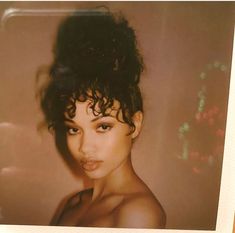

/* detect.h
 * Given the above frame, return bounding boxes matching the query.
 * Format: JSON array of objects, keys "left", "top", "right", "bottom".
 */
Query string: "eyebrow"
[
  {"left": 64, "top": 115, "right": 115, "bottom": 124},
  {"left": 64, "top": 118, "right": 74, "bottom": 123},
  {"left": 91, "top": 115, "right": 115, "bottom": 122}
]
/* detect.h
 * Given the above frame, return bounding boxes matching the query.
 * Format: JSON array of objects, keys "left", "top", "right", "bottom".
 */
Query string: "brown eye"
[
  {"left": 97, "top": 123, "right": 112, "bottom": 133},
  {"left": 67, "top": 127, "right": 80, "bottom": 135}
]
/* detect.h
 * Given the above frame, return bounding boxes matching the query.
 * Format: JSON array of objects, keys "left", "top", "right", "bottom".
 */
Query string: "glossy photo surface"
[{"left": 0, "top": 1, "right": 234, "bottom": 231}]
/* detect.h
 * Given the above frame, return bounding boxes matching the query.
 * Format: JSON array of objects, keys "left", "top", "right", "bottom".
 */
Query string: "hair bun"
[{"left": 54, "top": 11, "right": 143, "bottom": 86}]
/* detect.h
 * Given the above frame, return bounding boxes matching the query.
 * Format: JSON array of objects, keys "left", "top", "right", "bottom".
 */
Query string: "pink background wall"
[{"left": 0, "top": 2, "right": 234, "bottom": 230}]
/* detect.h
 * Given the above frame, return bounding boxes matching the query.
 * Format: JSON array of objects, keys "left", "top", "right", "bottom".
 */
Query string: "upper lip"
[
  {"left": 80, "top": 159, "right": 103, "bottom": 172},
  {"left": 80, "top": 159, "right": 103, "bottom": 165}
]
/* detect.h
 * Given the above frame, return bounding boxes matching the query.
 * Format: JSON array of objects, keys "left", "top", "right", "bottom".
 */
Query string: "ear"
[{"left": 131, "top": 111, "right": 144, "bottom": 139}]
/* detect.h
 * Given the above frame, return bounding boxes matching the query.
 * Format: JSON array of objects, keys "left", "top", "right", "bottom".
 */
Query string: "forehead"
[{"left": 65, "top": 99, "right": 121, "bottom": 120}]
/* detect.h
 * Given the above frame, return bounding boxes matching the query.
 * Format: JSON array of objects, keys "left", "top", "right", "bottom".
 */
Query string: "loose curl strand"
[{"left": 39, "top": 10, "right": 144, "bottom": 134}]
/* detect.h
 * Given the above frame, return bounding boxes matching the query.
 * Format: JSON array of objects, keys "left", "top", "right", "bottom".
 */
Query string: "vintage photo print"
[{"left": 0, "top": 2, "right": 235, "bottom": 233}]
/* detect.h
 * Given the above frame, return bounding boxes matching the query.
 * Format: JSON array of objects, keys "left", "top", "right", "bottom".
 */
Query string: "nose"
[{"left": 78, "top": 131, "right": 94, "bottom": 157}]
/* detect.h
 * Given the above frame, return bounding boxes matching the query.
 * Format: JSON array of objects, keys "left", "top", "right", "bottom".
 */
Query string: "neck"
[{"left": 91, "top": 155, "right": 137, "bottom": 201}]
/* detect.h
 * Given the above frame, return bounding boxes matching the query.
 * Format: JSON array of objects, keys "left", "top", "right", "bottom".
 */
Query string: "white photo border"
[{"left": 0, "top": 6, "right": 234, "bottom": 233}]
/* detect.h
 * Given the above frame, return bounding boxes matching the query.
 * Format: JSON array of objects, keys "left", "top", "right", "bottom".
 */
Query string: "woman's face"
[{"left": 64, "top": 100, "right": 142, "bottom": 180}]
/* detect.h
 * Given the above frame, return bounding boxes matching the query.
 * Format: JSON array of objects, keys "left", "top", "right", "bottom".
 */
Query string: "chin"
[{"left": 84, "top": 170, "right": 107, "bottom": 180}]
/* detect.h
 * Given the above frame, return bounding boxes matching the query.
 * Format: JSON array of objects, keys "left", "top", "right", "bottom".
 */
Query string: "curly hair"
[{"left": 40, "top": 10, "right": 144, "bottom": 133}]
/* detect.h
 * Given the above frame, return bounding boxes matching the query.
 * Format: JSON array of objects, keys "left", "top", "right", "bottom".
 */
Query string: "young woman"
[{"left": 40, "top": 10, "right": 166, "bottom": 228}]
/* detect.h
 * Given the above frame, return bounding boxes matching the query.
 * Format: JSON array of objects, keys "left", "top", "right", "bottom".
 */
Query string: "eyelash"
[
  {"left": 65, "top": 123, "right": 113, "bottom": 135},
  {"left": 66, "top": 127, "right": 80, "bottom": 135},
  {"left": 96, "top": 123, "right": 113, "bottom": 132}
]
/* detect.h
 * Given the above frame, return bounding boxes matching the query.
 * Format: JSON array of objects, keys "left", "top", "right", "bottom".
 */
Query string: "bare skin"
[
  {"left": 50, "top": 100, "right": 166, "bottom": 228},
  {"left": 51, "top": 160, "right": 166, "bottom": 228}
]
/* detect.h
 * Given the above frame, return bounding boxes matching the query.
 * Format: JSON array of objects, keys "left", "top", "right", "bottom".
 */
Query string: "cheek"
[
  {"left": 66, "top": 136, "right": 79, "bottom": 156},
  {"left": 101, "top": 131, "right": 132, "bottom": 159}
]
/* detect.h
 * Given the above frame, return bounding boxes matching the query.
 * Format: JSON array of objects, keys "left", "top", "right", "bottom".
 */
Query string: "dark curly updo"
[{"left": 40, "top": 10, "right": 144, "bottom": 133}]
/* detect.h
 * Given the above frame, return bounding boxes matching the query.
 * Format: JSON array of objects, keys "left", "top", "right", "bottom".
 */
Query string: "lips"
[{"left": 80, "top": 159, "right": 103, "bottom": 172}]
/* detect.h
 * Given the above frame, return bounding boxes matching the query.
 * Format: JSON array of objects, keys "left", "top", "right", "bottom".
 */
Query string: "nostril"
[{"left": 78, "top": 132, "right": 94, "bottom": 155}]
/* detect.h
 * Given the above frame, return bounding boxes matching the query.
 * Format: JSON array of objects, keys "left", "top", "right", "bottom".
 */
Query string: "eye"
[
  {"left": 66, "top": 127, "right": 80, "bottom": 135},
  {"left": 97, "top": 123, "right": 112, "bottom": 133}
]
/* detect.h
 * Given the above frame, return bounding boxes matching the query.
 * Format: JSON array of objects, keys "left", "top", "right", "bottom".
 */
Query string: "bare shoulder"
[
  {"left": 50, "top": 189, "right": 92, "bottom": 225},
  {"left": 65, "top": 188, "right": 92, "bottom": 207},
  {"left": 114, "top": 192, "right": 166, "bottom": 229}
]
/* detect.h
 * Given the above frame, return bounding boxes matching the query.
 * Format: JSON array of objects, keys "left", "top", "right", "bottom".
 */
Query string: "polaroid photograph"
[{"left": 0, "top": 2, "right": 235, "bottom": 233}]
